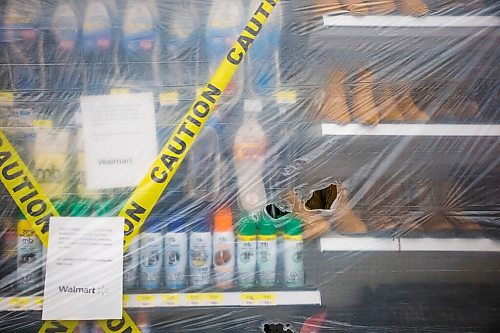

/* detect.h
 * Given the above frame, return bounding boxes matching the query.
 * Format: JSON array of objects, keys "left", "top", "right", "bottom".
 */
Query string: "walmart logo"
[{"left": 58, "top": 285, "right": 108, "bottom": 296}]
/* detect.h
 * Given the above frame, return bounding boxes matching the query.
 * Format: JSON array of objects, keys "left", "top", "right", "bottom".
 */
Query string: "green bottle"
[
  {"left": 237, "top": 215, "right": 257, "bottom": 288},
  {"left": 283, "top": 217, "right": 304, "bottom": 288},
  {"left": 257, "top": 213, "right": 277, "bottom": 287}
]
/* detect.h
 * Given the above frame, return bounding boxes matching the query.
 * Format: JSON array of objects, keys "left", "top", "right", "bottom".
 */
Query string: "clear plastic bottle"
[{"left": 233, "top": 99, "right": 268, "bottom": 213}]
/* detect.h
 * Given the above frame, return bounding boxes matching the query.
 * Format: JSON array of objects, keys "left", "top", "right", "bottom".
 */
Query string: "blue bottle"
[
  {"left": 164, "top": 215, "right": 188, "bottom": 290},
  {"left": 82, "top": 0, "right": 117, "bottom": 94},
  {"left": 189, "top": 215, "right": 212, "bottom": 289},
  {"left": 120, "top": 0, "right": 160, "bottom": 91},
  {"left": 140, "top": 217, "right": 163, "bottom": 290}
]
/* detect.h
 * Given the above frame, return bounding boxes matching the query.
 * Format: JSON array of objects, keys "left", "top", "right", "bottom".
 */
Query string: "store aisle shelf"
[
  {"left": 323, "top": 14, "right": 500, "bottom": 28},
  {"left": 321, "top": 233, "right": 500, "bottom": 252},
  {"left": 321, "top": 124, "right": 500, "bottom": 137},
  {"left": 0, "top": 290, "right": 321, "bottom": 311}
]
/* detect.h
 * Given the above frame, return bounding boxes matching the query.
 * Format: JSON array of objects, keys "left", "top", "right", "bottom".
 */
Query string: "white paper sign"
[
  {"left": 80, "top": 92, "right": 157, "bottom": 189},
  {"left": 42, "top": 217, "right": 124, "bottom": 320}
]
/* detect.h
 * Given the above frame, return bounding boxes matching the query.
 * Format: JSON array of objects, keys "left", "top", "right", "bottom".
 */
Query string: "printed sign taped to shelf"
[
  {"left": 0, "top": 131, "right": 58, "bottom": 248},
  {"left": 119, "top": 0, "right": 280, "bottom": 250}
]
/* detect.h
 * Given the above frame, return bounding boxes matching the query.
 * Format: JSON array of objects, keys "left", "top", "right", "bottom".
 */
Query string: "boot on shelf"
[
  {"left": 346, "top": 0, "right": 371, "bottom": 14},
  {"left": 439, "top": 181, "right": 482, "bottom": 234},
  {"left": 421, "top": 211, "right": 456, "bottom": 237},
  {"left": 398, "top": 0, "right": 429, "bottom": 16},
  {"left": 333, "top": 206, "right": 368, "bottom": 235},
  {"left": 366, "top": 0, "right": 397, "bottom": 14},
  {"left": 287, "top": 190, "right": 332, "bottom": 240},
  {"left": 378, "top": 84, "right": 405, "bottom": 122},
  {"left": 317, "top": 68, "right": 351, "bottom": 123},
  {"left": 396, "top": 85, "right": 430, "bottom": 122},
  {"left": 314, "top": 0, "right": 349, "bottom": 15},
  {"left": 351, "top": 68, "right": 380, "bottom": 124}
]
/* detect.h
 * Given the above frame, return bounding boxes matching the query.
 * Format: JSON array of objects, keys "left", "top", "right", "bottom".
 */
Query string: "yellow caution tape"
[
  {"left": 119, "top": 0, "right": 280, "bottom": 250},
  {"left": 0, "top": 131, "right": 58, "bottom": 248},
  {"left": 98, "top": 310, "right": 140, "bottom": 333}
]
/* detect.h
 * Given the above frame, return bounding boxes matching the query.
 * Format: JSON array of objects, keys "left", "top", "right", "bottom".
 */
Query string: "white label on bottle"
[
  {"left": 257, "top": 237, "right": 277, "bottom": 287},
  {"left": 237, "top": 238, "right": 257, "bottom": 287},
  {"left": 189, "top": 232, "right": 212, "bottom": 288},
  {"left": 123, "top": 237, "right": 139, "bottom": 289},
  {"left": 164, "top": 232, "right": 188, "bottom": 289},
  {"left": 213, "top": 231, "right": 235, "bottom": 287},
  {"left": 284, "top": 238, "right": 304, "bottom": 287},
  {"left": 17, "top": 221, "right": 43, "bottom": 289},
  {"left": 140, "top": 232, "right": 163, "bottom": 289}
]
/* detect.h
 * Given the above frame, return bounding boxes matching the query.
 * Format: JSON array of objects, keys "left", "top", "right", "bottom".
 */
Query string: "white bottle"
[
  {"left": 233, "top": 99, "right": 268, "bottom": 213},
  {"left": 236, "top": 215, "right": 257, "bottom": 288},
  {"left": 17, "top": 216, "right": 43, "bottom": 290},
  {"left": 189, "top": 217, "right": 212, "bottom": 289},
  {"left": 164, "top": 217, "right": 188, "bottom": 289},
  {"left": 123, "top": 237, "right": 139, "bottom": 289},
  {"left": 257, "top": 214, "right": 277, "bottom": 287},
  {"left": 283, "top": 218, "right": 305, "bottom": 288},
  {"left": 140, "top": 218, "right": 163, "bottom": 290},
  {"left": 212, "top": 208, "right": 235, "bottom": 289}
]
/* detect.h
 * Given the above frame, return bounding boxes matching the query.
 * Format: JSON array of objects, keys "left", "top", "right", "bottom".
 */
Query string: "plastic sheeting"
[{"left": 1, "top": 0, "right": 499, "bottom": 332}]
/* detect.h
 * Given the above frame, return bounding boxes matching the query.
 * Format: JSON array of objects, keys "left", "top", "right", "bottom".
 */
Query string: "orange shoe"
[
  {"left": 314, "top": 0, "right": 349, "bottom": 15},
  {"left": 379, "top": 84, "right": 405, "bottom": 122},
  {"left": 352, "top": 68, "right": 380, "bottom": 124},
  {"left": 397, "top": 86, "right": 429, "bottom": 122},
  {"left": 398, "top": 0, "right": 429, "bottom": 16},
  {"left": 317, "top": 68, "right": 351, "bottom": 123}
]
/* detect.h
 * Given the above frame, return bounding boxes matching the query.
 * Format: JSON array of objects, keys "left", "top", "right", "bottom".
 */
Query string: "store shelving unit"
[{"left": 0, "top": 290, "right": 321, "bottom": 311}]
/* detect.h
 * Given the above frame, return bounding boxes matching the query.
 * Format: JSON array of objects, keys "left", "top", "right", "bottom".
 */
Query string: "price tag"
[
  {"left": 110, "top": 88, "right": 130, "bottom": 95},
  {"left": 256, "top": 293, "right": 276, "bottom": 306},
  {"left": 275, "top": 90, "right": 297, "bottom": 104},
  {"left": 159, "top": 92, "right": 179, "bottom": 106},
  {"left": 185, "top": 293, "right": 203, "bottom": 306},
  {"left": 240, "top": 293, "right": 258, "bottom": 306},
  {"left": 0, "top": 92, "right": 14, "bottom": 104},
  {"left": 33, "top": 296, "right": 44, "bottom": 310},
  {"left": 123, "top": 295, "right": 131, "bottom": 307},
  {"left": 8, "top": 297, "right": 31, "bottom": 311},
  {"left": 160, "top": 294, "right": 180, "bottom": 306},
  {"left": 135, "top": 294, "right": 156, "bottom": 307},
  {"left": 203, "top": 293, "right": 223, "bottom": 306},
  {"left": 32, "top": 119, "right": 53, "bottom": 128}
]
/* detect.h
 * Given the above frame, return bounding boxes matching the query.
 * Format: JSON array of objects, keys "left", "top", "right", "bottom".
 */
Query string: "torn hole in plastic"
[
  {"left": 305, "top": 184, "right": 337, "bottom": 211},
  {"left": 265, "top": 203, "right": 290, "bottom": 219}
]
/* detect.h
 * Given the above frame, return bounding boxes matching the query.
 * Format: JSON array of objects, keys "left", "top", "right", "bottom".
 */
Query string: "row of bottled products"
[
  {"left": 1, "top": 0, "right": 283, "bottom": 94},
  {"left": 11, "top": 197, "right": 305, "bottom": 293}
]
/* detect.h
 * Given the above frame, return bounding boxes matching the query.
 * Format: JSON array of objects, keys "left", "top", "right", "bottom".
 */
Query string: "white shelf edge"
[
  {"left": 321, "top": 124, "right": 500, "bottom": 137},
  {"left": 321, "top": 234, "right": 500, "bottom": 252},
  {"left": 0, "top": 290, "right": 321, "bottom": 311},
  {"left": 323, "top": 15, "right": 500, "bottom": 28}
]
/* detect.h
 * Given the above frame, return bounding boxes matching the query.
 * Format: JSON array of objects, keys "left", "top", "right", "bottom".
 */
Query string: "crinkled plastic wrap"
[{"left": 1, "top": 0, "right": 499, "bottom": 332}]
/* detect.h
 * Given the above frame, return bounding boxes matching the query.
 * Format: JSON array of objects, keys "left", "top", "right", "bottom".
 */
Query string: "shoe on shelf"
[
  {"left": 367, "top": 0, "right": 397, "bottom": 14},
  {"left": 317, "top": 68, "right": 351, "bottom": 123},
  {"left": 378, "top": 84, "right": 405, "bottom": 122},
  {"left": 314, "top": 0, "right": 349, "bottom": 15},
  {"left": 351, "top": 68, "right": 381, "bottom": 124},
  {"left": 398, "top": 0, "right": 429, "bottom": 16},
  {"left": 346, "top": 0, "right": 371, "bottom": 14},
  {"left": 397, "top": 85, "right": 430, "bottom": 122},
  {"left": 287, "top": 190, "right": 332, "bottom": 240}
]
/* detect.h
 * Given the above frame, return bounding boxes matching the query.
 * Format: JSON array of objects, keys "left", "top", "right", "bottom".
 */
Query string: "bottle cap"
[
  {"left": 238, "top": 215, "right": 257, "bottom": 236},
  {"left": 143, "top": 216, "right": 164, "bottom": 233},
  {"left": 258, "top": 213, "right": 276, "bottom": 235},
  {"left": 283, "top": 217, "right": 302, "bottom": 236},
  {"left": 214, "top": 207, "right": 233, "bottom": 232},
  {"left": 168, "top": 215, "right": 186, "bottom": 233},
  {"left": 191, "top": 214, "right": 210, "bottom": 232},
  {"left": 244, "top": 99, "right": 262, "bottom": 114}
]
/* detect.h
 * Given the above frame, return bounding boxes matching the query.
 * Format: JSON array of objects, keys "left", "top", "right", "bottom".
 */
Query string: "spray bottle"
[
  {"left": 213, "top": 208, "right": 235, "bottom": 289},
  {"left": 236, "top": 214, "right": 257, "bottom": 288},
  {"left": 283, "top": 217, "right": 304, "bottom": 288},
  {"left": 140, "top": 217, "right": 163, "bottom": 290},
  {"left": 257, "top": 212, "right": 277, "bottom": 287},
  {"left": 17, "top": 212, "right": 43, "bottom": 290},
  {"left": 164, "top": 215, "right": 188, "bottom": 290},
  {"left": 189, "top": 215, "right": 212, "bottom": 289}
]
